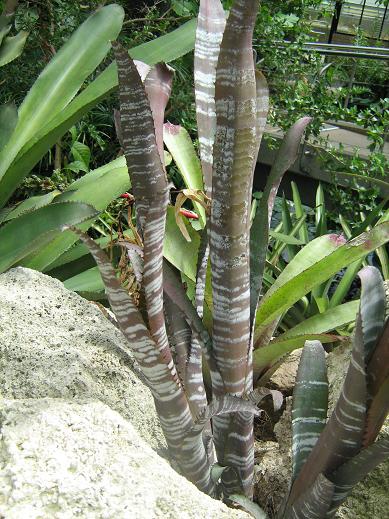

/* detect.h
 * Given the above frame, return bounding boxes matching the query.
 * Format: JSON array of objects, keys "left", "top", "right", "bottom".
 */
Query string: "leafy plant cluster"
[{"left": 0, "top": 2, "right": 388, "bottom": 518}]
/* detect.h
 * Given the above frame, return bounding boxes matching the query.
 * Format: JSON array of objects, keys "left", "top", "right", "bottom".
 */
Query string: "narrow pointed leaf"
[
  {"left": 291, "top": 181, "right": 309, "bottom": 243},
  {"left": 0, "top": 30, "right": 27, "bottom": 66},
  {"left": 292, "top": 341, "right": 328, "bottom": 480},
  {"left": 255, "top": 223, "right": 389, "bottom": 330},
  {"left": 0, "top": 201, "right": 98, "bottom": 273},
  {"left": 144, "top": 63, "right": 174, "bottom": 164},
  {"left": 250, "top": 117, "right": 311, "bottom": 325},
  {"left": 0, "top": 4, "right": 124, "bottom": 208},
  {"left": 328, "top": 259, "right": 363, "bottom": 308}
]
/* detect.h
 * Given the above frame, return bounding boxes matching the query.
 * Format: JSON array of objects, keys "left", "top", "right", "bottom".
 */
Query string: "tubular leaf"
[{"left": 292, "top": 341, "right": 328, "bottom": 481}]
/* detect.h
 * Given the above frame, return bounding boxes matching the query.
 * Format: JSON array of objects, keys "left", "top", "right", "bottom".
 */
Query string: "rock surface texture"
[
  {"left": 0, "top": 398, "right": 248, "bottom": 519},
  {"left": 0, "top": 268, "right": 249, "bottom": 519}
]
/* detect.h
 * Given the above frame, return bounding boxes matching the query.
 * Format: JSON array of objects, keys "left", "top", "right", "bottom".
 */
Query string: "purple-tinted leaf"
[
  {"left": 209, "top": 0, "right": 260, "bottom": 496},
  {"left": 328, "top": 436, "right": 389, "bottom": 512},
  {"left": 365, "top": 318, "right": 389, "bottom": 446},
  {"left": 144, "top": 63, "right": 174, "bottom": 164},
  {"left": 289, "top": 473, "right": 334, "bottom": 519},
  {"left": 194, "top": 0, "right": 226, "bottom": 197},
  {"left": 113, "top": 41, "right": 170, "bottom": 358},
  {"left": 248, "top": 387, "right": 283, "bottom": 411}
]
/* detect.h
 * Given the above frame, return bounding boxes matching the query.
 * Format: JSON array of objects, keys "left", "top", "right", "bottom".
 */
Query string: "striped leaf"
[
  {"left": 209, "top": 0, "right": 260, "bottom": 497},
  {"left": 64, "top": 227, "right": 218, "bottom": 493},
  {"left": 358, "top": 266, "right": 386, "bottom": 362},
  {"left": 114, "top": 41, "right": 170, "bottom": 359},
  {"left": 194, "top": 0, "right": 226, "bottom": 197},
  {"left": 365, "top": 317, "right": 389, "bottom": 446},
  {"left": 328, "top": 436, "right": 389, "bottom": 513},
  {"left": 287, "top": 315, "right": 367, "bottom": 506},
  {"left": 292, "top": 341, "right": 328, "bottom": 481},
  {"left": 288, "top": 473, "right": 334, "bottom": 519},
  {"left": 250, "top": 117, "right": 311, "bottom": 326}
]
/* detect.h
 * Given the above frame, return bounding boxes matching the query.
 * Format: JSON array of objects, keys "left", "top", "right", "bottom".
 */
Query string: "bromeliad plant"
[
  {"left": 281, "top": 266, "right": 389, "bottom": 518},
  {"left": 65, "top": 0, "right": 389, "bottom": 515}
]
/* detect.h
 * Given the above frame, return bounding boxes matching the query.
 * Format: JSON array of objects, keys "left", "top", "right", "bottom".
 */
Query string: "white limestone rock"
[
  {"left": 0, "top": 267, "right": 165, "bottom": 453},
  {"left": 0, "top": 398, "right": 249, "bottom": 519}
]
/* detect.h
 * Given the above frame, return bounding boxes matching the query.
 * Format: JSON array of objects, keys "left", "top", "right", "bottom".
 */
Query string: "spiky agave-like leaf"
[
  {"left": 113, "top": 41, "right": 170, "bottom": 361},
  {"left": 194, "top": 0, "right": 226, "bottom": 198},
  {"left": 292, "top": 341, "right": 328, "bottom": 481}
]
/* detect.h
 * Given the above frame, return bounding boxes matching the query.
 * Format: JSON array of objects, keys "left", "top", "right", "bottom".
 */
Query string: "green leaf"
[
  {"left": 0, "top": 30, "right": 27, "bottom": 66},
  {"left": 130, "top": 18, "right": 196, "bottom": 64},
  {"left": 71, "top": 141, "right": 91, "bottom": 171},
  {"left": 0, "top": 102, "right": 17, "bottom": 152},
  {"left": 1, "top": 190, "right": 60, "bottom": 222},
  {"left": 280, "top": 300, "right": 359, "bottom": 339},
  {"left": 292, "top": 341, "right": 328, "bottom": 480},
  {"left": 1, "top": 20, "right": 198, "bottom": 208},
  {"left": 21, "top": 158, "right": 129, "bottom": 272},
  {"left": 0, "top": 4, "right": 125, "bottom": 208},
  {"left": 329, "top": 259, "right": 363, "bottom": 309},
  {"left": 163, "top": 123, "right": 206, "bottom": 225},
  {"left": 253, "top": 333, "right": 342, "bottom": 373},
  {"left": 63, "top": 265, "right": 103, "bottom": 294},
  {"left": 255, "top": 223, "right": 389, "bottom": 330},
  {"left": 291, "top": 181, "right": 309, "bottom": 243},
  {"left": 0, "top": 201, "right": 98, "bottom": 273},
  {"left": 269, "top": 231, "right": 305, "bottom": 246},
  {"left": 164, "top": 206, "right": 200, "bottom": 282}
]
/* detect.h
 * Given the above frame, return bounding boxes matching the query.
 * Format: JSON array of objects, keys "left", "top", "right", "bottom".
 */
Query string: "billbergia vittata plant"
[{"left": 65, "top": 0, "right": 389, "bottom": 516}]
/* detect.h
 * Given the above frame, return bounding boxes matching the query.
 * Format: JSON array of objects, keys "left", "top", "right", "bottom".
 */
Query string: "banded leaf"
[
  {"left": 209, "top": 0, "right": 260, "bottom": 496},
  {"left": 114, "top": 41, "right": 170, "bottom": 359},
  {"left": 292, "top": 341, "right": 328, "bottom": 481},
  {"left": 194, "top": 0, "right": 226, "bottom": 197}
]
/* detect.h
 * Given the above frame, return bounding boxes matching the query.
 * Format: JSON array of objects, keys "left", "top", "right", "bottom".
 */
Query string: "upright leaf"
[
  {"left": 250, "top": 117, "right": 311, "bottom": 326},
  {"left": 210, "top": 0, "right": 259, "bottom": 497},
  {"left": 114, "top": 41, "right": 170, "bottom": 359},
  {"left": 194, "top": 0, "right": 226, "bottom": 197},
  {"left": 292, "top": 341, "right": 328, "bottom": 481}
]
